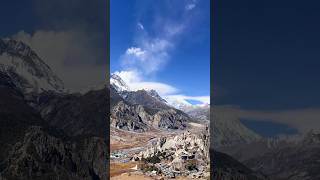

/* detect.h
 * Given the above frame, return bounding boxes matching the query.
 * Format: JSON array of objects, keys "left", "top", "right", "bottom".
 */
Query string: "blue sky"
[{"left": 111, "top": 0, "right": 210, "bottom": 105}]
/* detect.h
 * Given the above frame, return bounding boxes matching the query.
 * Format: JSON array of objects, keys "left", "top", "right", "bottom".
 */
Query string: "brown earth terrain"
[{"left": 110, "top": 123, "right": 208, "bottom": 179}]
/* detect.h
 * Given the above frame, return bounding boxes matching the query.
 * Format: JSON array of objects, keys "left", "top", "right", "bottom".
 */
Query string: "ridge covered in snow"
[
  {"left": 0, "top": 38, "right": 64, "bottom": 94},
  {"left": 110, "top": 73, "right": 168, "bottom": 103},
  {"left": 165, "top": 96, "right": 209, "bottom": 111},
  {"left": 110, "top": 73, "right": 130, "bottom": 92},
  {"left": 213, "top": 106, "right": 261, "bottom": 147}
]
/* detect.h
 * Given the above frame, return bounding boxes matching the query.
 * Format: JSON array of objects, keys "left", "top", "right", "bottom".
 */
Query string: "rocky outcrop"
[
  {"left": 153, "top": 109, "right": 187, "bottom": 130},
  {"left": 111, "top": 100, "right": 188, "bottom": 132},
  {"left": 1, "top": 126, "right": 107, "bottom": 180},
  {"left": 111, "top": 101, "right": 150, "bottom": 132},
  {"left": 132, "top": 128, "right": 210, "bottom": 179}
]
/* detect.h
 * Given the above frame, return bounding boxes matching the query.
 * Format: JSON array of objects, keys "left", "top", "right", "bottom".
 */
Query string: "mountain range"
[
  {"left": 110, "top": 72, "right": 273, "bottom": 179},
  {"left": 110, "top": 74, "right": 190, "bottom": 131},
  {"left": 0, "top": 39, "right": 108, "bottom": 180},
  {"left": 0, "top": 38, "right": 298, "bottom": 179}
]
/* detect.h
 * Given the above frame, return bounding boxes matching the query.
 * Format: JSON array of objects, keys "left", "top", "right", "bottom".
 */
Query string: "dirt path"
[{"left": 111, "top": 173, "right": 154, "bottom": 180}]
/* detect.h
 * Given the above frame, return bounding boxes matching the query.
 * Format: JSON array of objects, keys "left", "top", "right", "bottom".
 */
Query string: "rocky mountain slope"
[
  {"left": 110, "top": 74, "right": 190, "bottom": 132},
  {"left": 0, "top": 39, "right": 64, "bottom": 94},
  {"left": 183, "top": 104, "right": 210, "bottom": 122},
  {"left": 110, "top": 74, "right": 130, "bottom": 92},
  {"left": 212, "top": 150, "right": 269, "bottom": 180},
  {"left": 0, "top": 39, "right": 108, "bottom": 180},
  {"left": 212, "top": 106, "right": 261, "bottom": 148},
  {"left": 242, "top": 131, "right": 320, "bottom": 180}
]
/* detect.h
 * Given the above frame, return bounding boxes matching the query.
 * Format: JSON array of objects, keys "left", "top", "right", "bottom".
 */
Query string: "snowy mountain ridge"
[
  {"left": 110, "top": 73, "right": 167, "bottom": 103},
  {"left": 0, "top": 38, "right": 64, "bottom": 94},
  {"left": 110, "top": 73, "right": 130, "bottom": 92}
]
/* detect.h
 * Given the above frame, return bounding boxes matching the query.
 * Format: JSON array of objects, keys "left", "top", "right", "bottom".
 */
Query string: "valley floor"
[{"left": 110, "top": 122, "right": 208, "bottom": 179}]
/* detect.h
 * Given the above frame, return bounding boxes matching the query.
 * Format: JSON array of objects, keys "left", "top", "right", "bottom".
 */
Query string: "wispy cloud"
[
  {"left": 137, "top": 22, "right": 144, "bottom": 30},
  {"left": 185, "top": 4, "right": 196, "bottom": 10},
  {"left": 185, "top": 0, "right": 198, "bottom": 11},
  {"left": 119, "top": 1, "right": 193, "bottom": 75},
  {"left": 126, "top": 47, "right": 146, "bottom": 58},
  {"left": 121, "top": 38, "right": 172, "bottom": 74},
  {"left": 214, "top": 105, "right": 320, "bottom": 134},
  {"left": 166, "top": 95, "right": 210, "bottom": 105},
  {"left": 114, "top": 70, "right": 209, "bottom": 106},
  {"left": 114, "top": 70, "right": 177, "bottom": 95},
  {"left": 113, "top": 0, "right": 208, "bottom": 104}
]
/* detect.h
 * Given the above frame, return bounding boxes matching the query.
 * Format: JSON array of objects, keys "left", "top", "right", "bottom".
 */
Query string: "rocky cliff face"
[
  {"left": 153, "top": 109, "right": 187, "bottom": 130},
  {"left": 111, "top": 101, "right": 150, "bottom": 132},
  {"left": 110, "top": 100, "right": 188, "bottom": 132}
]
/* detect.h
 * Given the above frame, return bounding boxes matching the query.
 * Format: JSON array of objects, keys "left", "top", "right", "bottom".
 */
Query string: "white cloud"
[
  {"left": 114, "top": 0, "right": 208, "bottom": 101},
  {"left": 166, "top": 94, "right": 210, "bottom": 105},
  {"left": 185, "top": 3, "right": 196, "bottom": 10},
  {"left": 114, "top": 71, "right": 209, "bottom": 105},
  {"left": 185, "top": 0, "right": 198, "bottom": 11},
  {"left": 121, "top": 38, "right": 172, "bottom": 74},
  {"left": 114, "top": 70, "right": 178, "bottom": 95},
  {"left": 137, "top": 22, "right": 144, "bottom": 30},
  {"left": 114, "top": 70, "right": 142, "bottom": 83},
  {"left": 130, "top": 82, "right": 178, "bottom": 95},
  {"left": 126, "top": 47, "right": 146, "bottom": 58}
]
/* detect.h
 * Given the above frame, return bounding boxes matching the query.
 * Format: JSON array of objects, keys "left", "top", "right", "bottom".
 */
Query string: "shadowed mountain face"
[
  {"left": 36, "top": 88, "right": 109, "bottom": 138},
  {"left": 242, "top": 132, "right": 320, "bottom": 180},
  {"left": 212, "top": 150, "right": 269, "bottom": 180},
  {"left": 0, "top": 39, "right": 108, "bottom": 180},
  {"left": 0, "top": 39, "right": 64, "bottom": 94},
  {"left": 0, "top": 85, "right": 46, "bottom": 164}
]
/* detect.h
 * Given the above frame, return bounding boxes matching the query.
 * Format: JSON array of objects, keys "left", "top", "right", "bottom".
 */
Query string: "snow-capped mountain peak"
[
  {"left": 0, "top": 38, "right": 64, "bottom": 94},
  {"left": 146, "top": 89, "right": 167, "bottom": 103},
  {"left": 165, "top": 96, "right": 193, "bottom": 110},
  {"left": 110, "top": 74, "right": 167, "bottom": 103},
  {"left": 110, "top": 73, "right": 130, "bottom": 92}
]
